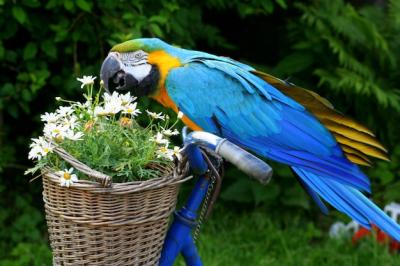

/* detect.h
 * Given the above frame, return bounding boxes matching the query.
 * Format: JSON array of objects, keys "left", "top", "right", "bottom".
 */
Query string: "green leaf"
[
  {"left": 22, "top": 0, "right": 41, "bottom": 8},
  {"left": 275, "top": 0, "right": 287, "bottom": 9},
  {"left": 21, "top": 89, "right": 32, "bottom": 102},
  {"left": 63, "top": 0, "right": 74, "bottom": 11},
  {"left": 41, "top": 40, "right": 57, "bottom": 58},
  {"left": 0, "top": 83, "right": 14, "bottom": 97},
  {"left": 281, "top": 185, "right": 310, "bottom": 210},
  {"left": 378, "top": 169, "right": 395, "bottom": 185},
  {"left": 23, "top": 42, "right": 37, "bottom": 60},
  {"left": 260, "top": 0, "right": 274, "bottom": 13},
  {"left": 274, "top": 52, "right": 314, "bottom": 75},
  {"left": 76, "top": 0, "right": 92, "bottom": 12},
  {"left": 149, "top": 23, "right": 164, "bottom": 37},
  {"left": 251, "top": 183, "right": 280, "bottom": 204},
  {"left": 149, "top": 15, "right": 168, "bottom": 24},
  {"left": 221, "top": 179, "right": 254, "bottom": 203},
  {"left": 12, "top": 6, "right": 27, "bottom": 24}
]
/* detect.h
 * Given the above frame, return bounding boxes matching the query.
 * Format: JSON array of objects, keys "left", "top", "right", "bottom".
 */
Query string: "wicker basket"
[{"left": 42, "top": 147, "right": 190, "bottom": 266}]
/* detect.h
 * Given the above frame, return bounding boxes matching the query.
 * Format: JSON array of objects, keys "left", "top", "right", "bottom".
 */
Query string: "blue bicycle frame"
[{"left": 159, "top": 129, "right": 273, "bottom": 266}]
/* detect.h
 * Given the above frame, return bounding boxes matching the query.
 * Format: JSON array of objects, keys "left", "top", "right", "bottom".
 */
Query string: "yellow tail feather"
[
  {"left": 321, "top": 119, "right": 387, "bottom": 152},
  {"left": 332, "top": 133, "right": 390, "bottom": 161},
  {"left": 341, "top": 144, "right": 372, "bottom": 166}
]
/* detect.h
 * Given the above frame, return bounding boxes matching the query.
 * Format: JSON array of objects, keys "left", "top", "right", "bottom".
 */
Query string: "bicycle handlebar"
[
  {"left": 215, "top": 139, "right": 272, "bottom": 184},
  {"left": 183, "top": 129, "right": 272, "bottom": 184}
]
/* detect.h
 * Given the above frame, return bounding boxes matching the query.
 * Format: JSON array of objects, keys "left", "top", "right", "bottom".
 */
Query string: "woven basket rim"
[{"left": 43, "top": 164, "right": 191, "bottom": 194}]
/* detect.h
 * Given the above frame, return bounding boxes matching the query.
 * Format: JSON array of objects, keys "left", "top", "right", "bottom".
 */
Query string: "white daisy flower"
[
  {"left": 40, "top": 112, "right": 59, "bottom": 124},
  {"left": 56, "top": 106, "right": 74, "bottom": 117},
  {"left": 57, "top": 168, "right": 78, "bottom": 187},
  {"left": 156, "top": 145, "right": 181, "bottom": 161},
  {"left": 171, "top": 146, "right": 182, "bottom": 161},
  {"left": 61, "top": 115, "right": 78, "bottom": 129},
  {"left": 149, "top": 132, "right": 169, "bottom": 145},
  {"left": 146, "top": 110, "right": 165, "bottom": 120},
  {"left": 161, "top": 127, "right": 179, "bottom": 136},
  {"left": 28, "top": 146, "right": 41, "bottom": 160},
  {"left": 43, "top": 123, "right": 69, "bottom": 139},
  {"left": 29, "top": 136, "right": 47, "bottom": 147},
  {"left": 94, "top": 106, "right": 108, "bottom": 116},
  {"left": 122, "top": 102, "right": 141, "bottom": 116},
  {"left": 28, "top": 137, "right": 53, "bottom": 160},
  {"left": 65, "top": 131, "right": 84, "bottom": 141},
  {"left": 77, "top": 75, "right": 96, "bottom": 88},
  {"left": 156, "top": 145, "right": 174, "bottom": 161},
  {"left": 75, "top": 100, "right": 92, "bottom": 109},
  {"left": 104, "top": 100, "right": 123, "bottom": 115},
  {"left": 103, "top": 91, "right": 121, "bottom": 103},
  {"left": 40, "top": 140, "right": 54, "bottom": 155},
  {"left": 119, "top": 92, "right": 136, "bottom": 106},
  {"left": 28, "top": 146, "right": 43, "bottom": 160}
]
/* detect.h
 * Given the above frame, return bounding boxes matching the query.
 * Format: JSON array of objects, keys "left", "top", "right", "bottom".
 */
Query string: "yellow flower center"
[
  {"left": 119, "top": 117, "right": 132, "bottom": 127},
  {"left": 43, "top": 148, "right": 50, "bottom": 153},
  {"left": 63, "top": 172, "right": 71, "bottom": 180},
  {"left": 160, "top": 147, "right": 168, "bottom": 153}
]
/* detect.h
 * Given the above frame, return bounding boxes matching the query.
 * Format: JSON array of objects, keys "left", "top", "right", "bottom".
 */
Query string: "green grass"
[
  {"left": 176, "top": 206, "right": 400, "bottom": 266},
  {"left": 3, "top": 204, "right": 400, "bottom": 265}
]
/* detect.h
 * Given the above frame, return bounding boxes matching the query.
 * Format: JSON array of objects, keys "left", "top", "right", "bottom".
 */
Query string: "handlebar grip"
[{"left": 215, "top": 139, "right": 272, "bottom": 184}]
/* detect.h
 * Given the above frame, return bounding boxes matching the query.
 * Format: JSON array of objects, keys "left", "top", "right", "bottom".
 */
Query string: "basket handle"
[{"left": 53, "top": 147, "right": 112, "bottom": 187}]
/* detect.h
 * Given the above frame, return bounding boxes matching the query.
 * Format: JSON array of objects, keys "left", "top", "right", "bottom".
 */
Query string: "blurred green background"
[{"left": 1, "top": 0, "right": 400, "bottom": 265}]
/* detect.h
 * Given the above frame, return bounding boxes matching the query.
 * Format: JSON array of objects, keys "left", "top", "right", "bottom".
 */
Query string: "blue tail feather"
[
  {"left": 295, "top": 173, "right": 329, "bottom": 215},
  {"left": 293, "top": 166, "right": 400, "bottom": 241},
  {"left": 292, "top": 167, "right": 370, "bottom": 227}
]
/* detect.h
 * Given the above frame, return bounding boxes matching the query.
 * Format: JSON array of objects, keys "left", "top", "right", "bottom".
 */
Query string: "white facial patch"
[
  {"left": 118, "top": 50, "right": 151, "bottom": 82},
  {"left": 125, "top": 64, "right": 152, "bottom": 82}
]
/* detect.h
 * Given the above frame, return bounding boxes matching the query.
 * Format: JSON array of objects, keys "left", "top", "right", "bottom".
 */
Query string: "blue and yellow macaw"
[{"left": 100, "top": 38, "right": 400, "bottom": 240}]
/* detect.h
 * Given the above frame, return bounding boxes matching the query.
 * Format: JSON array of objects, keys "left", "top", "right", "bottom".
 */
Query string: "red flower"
[{"left": 352, "top": 224, "right": 400, "bottom": 252}]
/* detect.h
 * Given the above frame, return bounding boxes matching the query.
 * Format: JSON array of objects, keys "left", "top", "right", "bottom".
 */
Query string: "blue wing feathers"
[{"left": 165, "top": 55, "right": 400, "bottom": 240}]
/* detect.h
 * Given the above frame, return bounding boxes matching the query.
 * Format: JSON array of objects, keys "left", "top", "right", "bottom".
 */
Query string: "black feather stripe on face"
[{"left": 132, "top": 64, "right": 160, "bottom": 97}]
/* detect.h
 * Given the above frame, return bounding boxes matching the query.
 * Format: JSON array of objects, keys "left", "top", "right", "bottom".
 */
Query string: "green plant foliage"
[
  {"left": 274, "top": 0, "right": 400, "bottom": 145},
  {"left": 55, "top": 119, "right": 163, "bottom": 181},
  {"left": 206, "top": 0, "right": 287, "bottom": 17}
]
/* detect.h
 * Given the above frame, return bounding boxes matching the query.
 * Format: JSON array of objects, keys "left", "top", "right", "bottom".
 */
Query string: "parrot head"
[{"left": 100, "top": 38, "right": 170, "bottom": 96}]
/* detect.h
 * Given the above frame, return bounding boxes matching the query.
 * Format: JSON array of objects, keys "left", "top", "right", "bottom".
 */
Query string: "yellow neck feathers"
[
  {"left": 147, "top": 50, "right": 202, "bottom": 131},
  {"left": 148, "top": 50, "right": 181, "bottom": 92}
]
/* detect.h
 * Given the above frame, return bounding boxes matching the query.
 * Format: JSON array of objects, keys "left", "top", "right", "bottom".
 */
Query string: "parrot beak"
[{"left": 100, "top": 52, "right": 158, "bottom": 96}]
